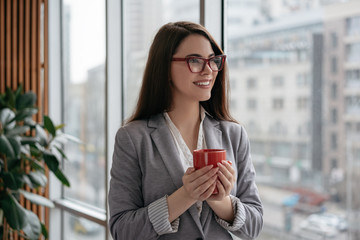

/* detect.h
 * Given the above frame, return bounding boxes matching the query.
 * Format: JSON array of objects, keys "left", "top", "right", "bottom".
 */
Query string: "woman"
[{"left": 109, "top": 21, "right": 263, "bottom": 240}]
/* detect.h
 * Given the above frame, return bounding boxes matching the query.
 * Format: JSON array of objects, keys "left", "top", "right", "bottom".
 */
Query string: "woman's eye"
[{"left": 189, "top": 58, "right": 202, "bottom": 64}]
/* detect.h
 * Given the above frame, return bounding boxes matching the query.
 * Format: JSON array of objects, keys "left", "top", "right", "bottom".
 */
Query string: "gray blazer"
[{"left": 109, "top": 113, "right": 263, "bottom": 240}]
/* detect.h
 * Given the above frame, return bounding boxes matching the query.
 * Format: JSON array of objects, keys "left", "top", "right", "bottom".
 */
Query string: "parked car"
[
  {"left": 299, "top": 220, "right": 339, "bottom": 238},
  {"left": 307, "top": 212, "right": 348, "bottom": 232}
]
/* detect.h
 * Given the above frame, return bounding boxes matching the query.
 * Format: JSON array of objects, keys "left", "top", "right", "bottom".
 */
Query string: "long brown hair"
[{"left": 128, "top": 21, "right": 235, "bottom": 123}]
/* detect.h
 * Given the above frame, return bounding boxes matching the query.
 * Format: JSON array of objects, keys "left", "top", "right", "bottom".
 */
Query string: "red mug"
[{"left": 193, "top": 149, "right": 226, "bottom": 194}]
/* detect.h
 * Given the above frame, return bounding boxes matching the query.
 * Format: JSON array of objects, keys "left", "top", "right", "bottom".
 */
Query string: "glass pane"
[
  {"left": 226, "top": 0, "right": 360, "bottom": 239},
  {"left": 64, "top": 212, "right": 105, "bottom": 240},
  {"left": 123, "top": 0, "right": 199, "bottom": 119},
  {"left": 62, "top": 0, "right": 106, "bottom": 210}
]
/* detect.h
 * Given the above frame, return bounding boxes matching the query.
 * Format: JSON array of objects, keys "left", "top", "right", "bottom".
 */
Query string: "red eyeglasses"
[{"left": 172, "top": 55, "right": 226, "bottom": 73}]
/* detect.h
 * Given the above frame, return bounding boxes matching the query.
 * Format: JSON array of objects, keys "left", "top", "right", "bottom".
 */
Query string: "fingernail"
[{"left": 227, "top": 160, "right": 232, "bottom": 165}]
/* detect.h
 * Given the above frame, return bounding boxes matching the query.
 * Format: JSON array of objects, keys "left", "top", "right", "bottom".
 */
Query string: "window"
[
  {"left": 331, "top": 108, "right": 338, "bottom": 124},
  {"left": 272, "top": 76, "right": 284, "bottom": 87},
  {"left": 226, "top": 1, "right": 360, "bottom": 239},
  {"left": 296, "top": 72, "right": 310, "bottom": 87},
  {"left": 247, "top": 98, "right": 257, "bottom": 110},
  {"left": 346, "top": 15, "right": 360, "bottom": 36},
  {"left": 346, "top": 43, "right": 360, "bottom": 63},
  {"left": 297, "top": 97, "right": 308, "bottom": 109},
  {"left": 272, "top": 98, "right": 284, "bottom": 109},
  {"left": 330, "top": 32, "right": 337, "bottom": 48},
  {"left": 47, "top": 1, "right": 360, "bottom": 239},
  {"left": 247, "top": 77, "right": 257, "bottom": 89},
  {"left": 331, "top": 83, "right": 337, "bottom": 100},
  {"left": 331, "top": 56, "right": 337, "bottom": 73},
  {"left": 61, "top": 0, "right": 107, "bottom": 239},
  {"left": 331, "top": 132, "right": 337, "bottom": 149},
  {"left": 346, "top": 96, "right": 360, "bottom": 114},
  {"left": 346, "top": 69, "right": 360, "bottom": 87}
]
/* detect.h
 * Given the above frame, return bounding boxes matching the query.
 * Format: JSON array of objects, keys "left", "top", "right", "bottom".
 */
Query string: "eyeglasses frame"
[{"left": 172, "top": 55, "right": 226, "bottom": 73}]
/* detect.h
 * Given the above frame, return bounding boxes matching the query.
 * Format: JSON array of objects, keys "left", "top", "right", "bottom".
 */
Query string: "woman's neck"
[
  {"left": 167, "top": 102, "right": 200, "bottom": 130},
  {"left": 167, "top": 101, "right": 201, "bottom": 151}
]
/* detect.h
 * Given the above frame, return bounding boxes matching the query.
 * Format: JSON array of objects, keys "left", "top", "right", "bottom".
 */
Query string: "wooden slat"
[
  {"left": 35, "top": 0, "right": 41, "bottom": 122},
  {"left": 0, "top": 0, "right": 5, "bottom": 93},
  {"left": 24, "top": 0, "right": 30, "bottom": 92},
  {"left": 12, "top": 0, "right": 17, "bottom": 90},
  {"left": 44, "top": 0, "right": 48, "bottom": 116},
  {"left": 19, "top": 0, "right": 24, "bottom": 86},
  {"left": 6, "top": 0, "right": 11, "bottom": 87},
  {"left": 31, "top": 0, "right": 37, "bottom": 96}
]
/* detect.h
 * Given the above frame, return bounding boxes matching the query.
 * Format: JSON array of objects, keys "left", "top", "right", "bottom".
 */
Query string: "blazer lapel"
[{"left": 149, "top": 114, "right": 184, "bottom": 189}]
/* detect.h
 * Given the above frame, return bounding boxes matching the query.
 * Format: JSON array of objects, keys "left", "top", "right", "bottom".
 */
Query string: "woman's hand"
[
  {"left": 182, "top": 165, "right": 218, "bottom": 201},
  {"left": 207, "top": 160, "right": 235, "bottom": 201}
]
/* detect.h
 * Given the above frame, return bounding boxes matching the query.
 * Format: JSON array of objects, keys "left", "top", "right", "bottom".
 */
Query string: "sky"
[{"left": 64, "top": 0, "right": 106, "bottom": 83}]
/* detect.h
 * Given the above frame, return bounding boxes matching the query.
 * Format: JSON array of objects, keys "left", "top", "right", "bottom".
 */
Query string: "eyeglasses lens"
[{"left": 188, "top": 56, "right": 223, "bottom": 73}]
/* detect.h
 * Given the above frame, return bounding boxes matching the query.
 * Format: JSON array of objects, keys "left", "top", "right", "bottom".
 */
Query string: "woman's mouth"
[{"left": 194, "top": 80, "right": 211, "bottom": 86}]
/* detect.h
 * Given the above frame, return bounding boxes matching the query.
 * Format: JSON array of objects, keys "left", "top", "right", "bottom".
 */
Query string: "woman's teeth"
[{"left": 195, "top": 81, "right": 210, "bottom": 86}]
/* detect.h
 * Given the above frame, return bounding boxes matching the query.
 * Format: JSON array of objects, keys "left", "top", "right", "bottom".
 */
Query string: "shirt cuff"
[
  {"left": 215, "top": 195, "right": 246, "bottom": 232},
  {"left": 148, "top": 195, "right": 179, "bottom": 235}
]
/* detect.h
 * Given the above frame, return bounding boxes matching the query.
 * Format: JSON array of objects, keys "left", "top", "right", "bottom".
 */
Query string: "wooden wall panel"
[{"left": 0, "top": 0, "right": 49, "bottom": 239}]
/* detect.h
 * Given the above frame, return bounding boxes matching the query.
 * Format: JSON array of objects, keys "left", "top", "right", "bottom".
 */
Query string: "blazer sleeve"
[
  {"left": 108, "top": 127, "right": 177, "bottom": 239},
  {"left": 229, "top": 126, "right": 264, "bottom": 240}
]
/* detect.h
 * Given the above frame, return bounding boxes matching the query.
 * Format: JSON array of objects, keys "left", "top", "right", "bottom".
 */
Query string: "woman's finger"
[
  {"left": 217, "top": 162, "right": 234, "bottom": 182},
  {"left": 217, "top": 171, "right": 232, "bottom": 191},
  {"left": 221, "top": 160, "right": 235, "bottom": 175}
]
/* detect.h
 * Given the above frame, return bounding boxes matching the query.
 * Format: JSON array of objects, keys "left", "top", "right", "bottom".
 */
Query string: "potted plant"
[{"left": 0, "top": 86, "right": 74, "bottom": 239}]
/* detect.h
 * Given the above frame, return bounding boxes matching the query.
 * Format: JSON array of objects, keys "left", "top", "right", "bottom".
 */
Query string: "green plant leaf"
[
  {"left": 0, "top": 108, "right": 16, "bottom": 129},
  {"left": 0, "top": 193, "right": 27, "bottom": 230},
  {"left": 3, "top": 172, "right": 24, "bottom": 190},
  {"left": 43, "top": 116, "right": 56, "bottom": 137},
  {"left": 35, "top": 124, "right": 48, "bottom": 146},
  {"left": 5, "top": 87, "right": 16, "bottom": 109},
  {"left": 28, "top": 159, "right": 45, "bottom": 172},
  {"left": 41, "top": 223, "right": 48, "bottom": 239},
  {"left": 22, "top": 208, "right": 41, "bottom": 240},
  {"left": 19, "top": 189, "right": 54, "bottom": 208},
  {"left": 43, "top": 152, "right": 59, "bottom": 172},
  {"left": 0, "top": 134, "right": 15, "bottom": 158},
  {"left": 29, "top": 145, "right": 42, "bottom": 158},
  {"left": 6, "top": 158, "right": 21, "bottom": 171},
  {"left": 16, "top": 91, "right": 37, "bottom": 110},
  {"left": 6, "top": 126, "right": 30, "bottom": 136},
  {"left": 20, "top": 136, "right": 38, "bottom": 145},
  {"left": 22, "top": 174, "right": 39, "bottom": 189},
  {"left": 24, "top": 117, "right": 37, "bottom": 128},
  {"left": 55, "top": 123, "right": 65, "bottom": 130},
  {"left": 2, "top": 172, "right": 18, "bottom": 190},
  {"left": 20, "top": 144, "right": 30, "bottom": 155},
  {"left": 28, "top": 171, "right": 47, "bottom": 187},
  {"left": 7, "top": 136, "right": 21, "bottom": 158},
  {"left": 55, "top": 146, "right": 68, "bottom": 160},
  {"left": 54, "top": 168, "right": 70, "bottom": 187},
  {"left": 14, "top": 84, "right": 23, "bottom": 99},
  {"left": 13, "top": 108, "right": 38, "bottom": 122}
]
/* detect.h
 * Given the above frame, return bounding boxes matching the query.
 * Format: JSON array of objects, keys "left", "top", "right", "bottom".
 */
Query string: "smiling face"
[{"left": 170, "top": 34, "right": 218, "bottom": 106}]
